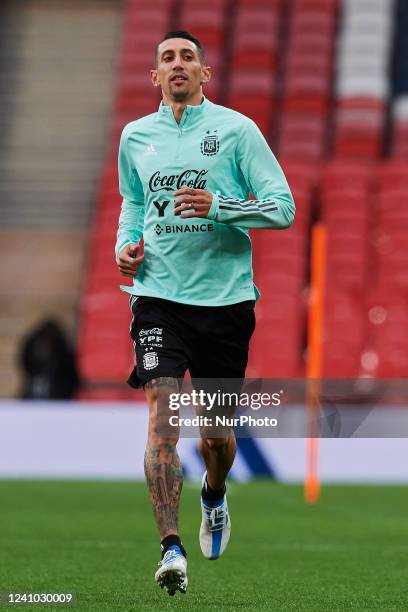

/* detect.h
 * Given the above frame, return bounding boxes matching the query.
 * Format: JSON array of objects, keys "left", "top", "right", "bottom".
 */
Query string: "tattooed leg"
[{"left": 144, "top": 377, "right": 183, "bottom": 538}]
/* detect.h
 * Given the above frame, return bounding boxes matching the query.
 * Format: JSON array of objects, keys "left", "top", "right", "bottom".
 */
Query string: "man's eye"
[{"left": 184, "top": 55, "right": 193, "bottom": 61}]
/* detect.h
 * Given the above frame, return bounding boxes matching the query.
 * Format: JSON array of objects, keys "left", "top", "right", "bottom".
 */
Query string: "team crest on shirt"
[
  {"left": 201, "top": 130, "right": 219, "bottom": 157},
  {"left": 143, "top": 351, "right": 159, "bottom": 370}
]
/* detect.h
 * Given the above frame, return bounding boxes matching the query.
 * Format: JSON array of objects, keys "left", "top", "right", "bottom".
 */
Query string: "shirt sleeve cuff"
[
  {"left": 207, "top": 192, "right": 219, "bottom": 221},
  {"left": 115, "top": 240, "right": 132, "bottom": 260}
]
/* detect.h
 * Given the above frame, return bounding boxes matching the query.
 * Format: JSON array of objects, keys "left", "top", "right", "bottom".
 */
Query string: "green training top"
[{"left": 115, "top": 96, "right": 295, "bottom": 306}]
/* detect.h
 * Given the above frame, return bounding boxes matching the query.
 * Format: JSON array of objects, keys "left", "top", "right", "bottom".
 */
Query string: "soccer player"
[{"left": 115, "top": 31, "right": 295, "bottom": 595}]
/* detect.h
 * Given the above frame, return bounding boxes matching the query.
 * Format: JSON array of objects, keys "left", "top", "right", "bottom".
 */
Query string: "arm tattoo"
[{"left": 144, "top": 443, "right": 183, "bottom": 538}]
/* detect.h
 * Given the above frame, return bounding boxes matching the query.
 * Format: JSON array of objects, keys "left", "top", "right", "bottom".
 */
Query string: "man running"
[{"left": 115, "top": 31, "right": 295, "bottom": 596}]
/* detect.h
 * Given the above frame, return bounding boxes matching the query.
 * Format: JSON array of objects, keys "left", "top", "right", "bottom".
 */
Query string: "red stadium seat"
[
  {"left": 257, "top": 273, "right": 304, "bottom": 298},
  {"left": 290, "top": 32, "right": 333, "bottom": 56},
  {"left": 323, "top": 343, "right": 363, "bottom": 377},
  {"left": 322, "top": 161, "right": 373, "bottom": 191},
  {"left": 280, "top": 0, "right": 336, "bottom": 151},
  {"left": 322, "top": 288, "right": 366, "bottom": 377},
  {"left": 79, "top": 351, "right": 133, "bottom": 383},
  {"left": 121, "top": 30, "right": 167, "bottom": 56},
  {"left": 279, "top": 112, "right": 326, "bottom": 159},
  {"left": 232, "top": 52, "right": 277, "bottom": 72},
  {"left": 126, "top": 0, "right": 172, "bottom": 11},
  {"left": 376, "top": 190, "right": 408, "bottom": 213},
  {"left": 392, "top": 121, "right": 408, "bottom": 158},
  {"left": 377, "top": 162, "right": 408, "bottom": 190},
  {"left": 228, "top": 69, "right": 275, "bottom": 135},
  {"left": 279, "top": 139, "right": 324, "bottom": 161},
  {"left": 286, "top": 53, "right": 332, "bottom": 78},
  {"left": 119, "top": 51, "right": 156, "bottom": 73},
  {"left": 232, "top": 26, "right": 279, "bottom": 70},
  {"left": 334, "top": 98, "right": 386, "bottom": 159},
  {"left": 369, "top": 297, "right": 408, "bottom": 376},
  {"left": 322, "top": 192, "right": 369, "bottom": 222},
  {"left": 181, "top": 8, "right": 224, "bottom": 48},
  {"left": 183, "top": 0, "right": 225, "bottom": 8},
  {"left": 294, "top": 0, "right": 338, "bottom": 10},
  {"left": 123, "top": 8, "right": 170, "bottom": 34},
  {"left": 238, "top": 0, "right": 281, "bottom": 6},
  {"left": 229, "top": 71, "right": 274, "bottom": 95},
  {"left": 292, "top": 11, "right": 336, "bottom": 34},
  {"left": 228, "top": 95, "right": 273, "bottom": 128},
  {"left": 286, "top": 74, "right": 331, "bottom": 99},
  {"left": 235, "top": 8, "right": 279, "bottom": 31},
  {"left": 280, "top": 161, "right": 319, "bottom": 189}
]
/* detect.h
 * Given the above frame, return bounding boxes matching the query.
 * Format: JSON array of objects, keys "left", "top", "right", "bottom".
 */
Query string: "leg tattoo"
[
  {"left": 144, "top": 377, "right": 183, "bottom": 538},
  {"left": 144, "top": 443, "right": 183, "bottom": 538},
  {"left": 145, "top": 377, "right": 180, "bottom": 392}
]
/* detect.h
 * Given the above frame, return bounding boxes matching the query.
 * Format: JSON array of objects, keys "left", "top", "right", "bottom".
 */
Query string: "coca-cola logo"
[{"left": 149, "top": 169, "right": 208, "bottom": 193}]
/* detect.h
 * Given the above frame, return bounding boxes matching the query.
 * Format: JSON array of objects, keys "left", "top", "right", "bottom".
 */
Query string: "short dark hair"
[{"left": 156, "top": 30, "right": 205, "bottom": 64}]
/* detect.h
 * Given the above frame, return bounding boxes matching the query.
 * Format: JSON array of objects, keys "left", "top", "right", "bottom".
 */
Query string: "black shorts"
[{"left": 128, "top": 296, "right": 256, "bottom": 388}]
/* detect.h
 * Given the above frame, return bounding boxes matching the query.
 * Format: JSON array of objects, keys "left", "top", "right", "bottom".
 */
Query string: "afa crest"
[{"left": 201, "top": 131, "right": 219, "bottom": 156}]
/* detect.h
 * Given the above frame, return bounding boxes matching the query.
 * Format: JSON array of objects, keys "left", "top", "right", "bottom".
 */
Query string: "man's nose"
[{"left": 172, "top": 55, "right": 183, "bottom": 69}]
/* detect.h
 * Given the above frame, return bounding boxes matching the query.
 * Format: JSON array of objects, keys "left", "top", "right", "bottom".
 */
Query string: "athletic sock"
[
  {"left": 201, "top": 475, "right": 226, "bottom": 503},
  {"left": 160, "top": 534, "right": 187, "bottom": 559}
]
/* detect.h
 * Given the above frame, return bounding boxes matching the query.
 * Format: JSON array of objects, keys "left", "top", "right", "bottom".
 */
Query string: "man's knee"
[
  {"left": 145, "top": 377, "right": 180, "bottom": 405},
  {"left": 148, "top": 409, "right": 179, "bottom": 443},
  {"left": 148, "top": 430, "right": 179, "bottom": 448},
  {"left": 201, "top": 436, "right": 230, "bottom": 451}
]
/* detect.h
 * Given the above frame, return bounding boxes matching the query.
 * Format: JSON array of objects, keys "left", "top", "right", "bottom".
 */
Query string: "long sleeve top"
[{"left": 116, "top": 96, "right": 295, "bottom": 306}]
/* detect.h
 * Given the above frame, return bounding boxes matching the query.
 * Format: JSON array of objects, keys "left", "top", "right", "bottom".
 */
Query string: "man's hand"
[
  {"left": 117, "top": 243, "right": 144, "bottom": 278},
  {"left": 174, "top": 187, "right": 213, "bottom": 218}
]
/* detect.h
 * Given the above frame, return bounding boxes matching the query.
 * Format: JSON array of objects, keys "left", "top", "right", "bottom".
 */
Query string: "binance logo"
[{"left": 155, "top": 224, "right": 163, "bottom": 235}]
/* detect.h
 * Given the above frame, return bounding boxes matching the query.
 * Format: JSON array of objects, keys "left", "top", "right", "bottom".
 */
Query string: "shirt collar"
[{"left": 158, "top": 95, "right": 209, "bottom": 118}]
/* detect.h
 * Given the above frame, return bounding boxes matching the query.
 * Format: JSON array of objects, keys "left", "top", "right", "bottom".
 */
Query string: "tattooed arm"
[{"left": 144, "top": 377, "right": 183, "bottom": 538}]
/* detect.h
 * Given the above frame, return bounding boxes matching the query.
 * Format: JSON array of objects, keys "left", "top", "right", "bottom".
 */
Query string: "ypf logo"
[{"left": 153, "top": 200, "right": 170, "bottom": 217}]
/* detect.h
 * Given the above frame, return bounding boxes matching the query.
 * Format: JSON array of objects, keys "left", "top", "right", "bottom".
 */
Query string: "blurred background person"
[{"left": 18, "top": 318, "right": 79, "bottom": 400}]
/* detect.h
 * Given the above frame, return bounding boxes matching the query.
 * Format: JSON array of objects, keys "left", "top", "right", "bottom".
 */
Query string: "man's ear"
[
  {"left": 201, "top": 65, "right": 212, "bottom": 85},
  {"left": 150, "top": 69, "right": 160, "bottom": 87}
]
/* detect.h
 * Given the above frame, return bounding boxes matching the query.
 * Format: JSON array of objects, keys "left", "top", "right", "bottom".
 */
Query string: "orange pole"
[{"left": 304, "top": 223, "right": 327, "bottom": 504}]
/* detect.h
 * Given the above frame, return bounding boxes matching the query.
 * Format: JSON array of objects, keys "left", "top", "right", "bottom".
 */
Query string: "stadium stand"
[
  {"left": 391, "top": 0, "right": 408, "bottom": 157},
  {"left": 333, "top": 0, "right": 394, "bottom": 158},
  {"left": 77, "top": 0, "right": 178, "bottom": 398},
  {"left": 392, "top": 98, "right": 408, "bottom": 158},
  {"left": 226, "top": 0, "right": 282, "bottom": 139},
  {"left": 367, "top": 162, "right": 408, "bottom": 377},
  {"left": 278, "top": 0, "right": 338, "bottom": 160},
  {"left": 76, "top": 0, "right": 408, "bottom": 391},
  {"left": 320, "top": 162, "right": 373, "bottom": 377},
  {"left": 178, "top": 0, "right": 229, "bottom": 103},
  {"left": 248, "top": 161, "right": 317, "bottom": 377},
  {"left": 0, "top": 0, "right": 120, "bottom": 398},
  {"left": 4, "top": 0, "right": 404, "bottom": 397}
]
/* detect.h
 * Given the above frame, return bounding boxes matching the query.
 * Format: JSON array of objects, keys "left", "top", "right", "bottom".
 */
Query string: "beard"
[
  {"left": 172, "top": 91, "right": 189, "bottom": 102},
  {"left": 169, "top": 85, "right": 190, "bottom": 102}
]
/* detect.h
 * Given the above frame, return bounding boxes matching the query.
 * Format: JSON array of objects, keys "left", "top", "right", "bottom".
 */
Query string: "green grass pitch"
[{"left": 1, "top": 480, "right": 408, "bottom": 611}]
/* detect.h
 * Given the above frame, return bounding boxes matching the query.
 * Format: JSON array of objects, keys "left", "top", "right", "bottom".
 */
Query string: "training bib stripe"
[
  {"left": 218, "top": 199, "right": 278, "bottom": 211},
  {"left": 218, "top": 196, "right": 278, "bottom": 207},
  {"left": 219, "top": 205, "right": 278, "bottom": 213}
]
